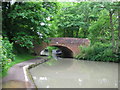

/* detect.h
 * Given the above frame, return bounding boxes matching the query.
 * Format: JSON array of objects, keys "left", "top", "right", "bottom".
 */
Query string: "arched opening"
[
  {"left": 40, "top": 45, "right": 73, "bottom": 58},
  {"left": 50, "top": 45, "right": 73, "bottom": 58}
]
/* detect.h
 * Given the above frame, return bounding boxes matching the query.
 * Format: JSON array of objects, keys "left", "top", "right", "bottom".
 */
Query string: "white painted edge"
[
  {"left": 23, "top": 63, "right": 40, "bottom": 88},
  {"left": 22, "top": 60, "right": 47, "bottom": 88},
  {"left": 23, "top": 65, "right": 29, "bottom": 82}
]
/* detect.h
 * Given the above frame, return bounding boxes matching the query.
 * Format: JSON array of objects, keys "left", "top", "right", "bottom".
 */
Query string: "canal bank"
[
  {"left": 2, "top": 57, "right": 118, "bottom": 88},
  {"left": 2, "top": 57, "right": 48, "bottom": 88}
]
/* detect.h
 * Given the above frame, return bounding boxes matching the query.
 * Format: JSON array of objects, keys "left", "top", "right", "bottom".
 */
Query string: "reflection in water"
[
  {"left": 29, "top": 58, "right": 118, "bottom": 88},
  {"left": 78, "top": 78, "right": 82, "bottom": 86},
  {"left": 39, "top": 77, "right": 47, "bottom": 81},
  {"left": 46, "top": 85, "right": 50, "bottom": 88}
]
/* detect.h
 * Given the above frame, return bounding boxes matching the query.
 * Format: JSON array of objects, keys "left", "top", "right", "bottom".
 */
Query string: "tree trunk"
[
  {"left": 109, "top": 11, "right": 115, "bottom": 52},
  {"left": 70, "top": 29, "right": 73, "bottom": 37},
  {"left": 118, "top": 8, "right": 120, "bottom": 40},
  {"left": 116, "top": 8, "right": 120, "bottom": 53},
  {"left": 76, "top": 29, "right": 79, "bottom": 38},
  {"left": 63, "top": 29, "right": 65, "bottom": 37}
]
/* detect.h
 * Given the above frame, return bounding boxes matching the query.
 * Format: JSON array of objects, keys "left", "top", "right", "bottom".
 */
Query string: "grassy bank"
[
  {"left": 76, "top": 42, "right": 120, "bottom": 63},
  {"left": 2, "top": 53, "right": 37, "bottom": 78}
]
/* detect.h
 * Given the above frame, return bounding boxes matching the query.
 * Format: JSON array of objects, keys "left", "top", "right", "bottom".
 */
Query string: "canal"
[{"left": 29, "top": 58, "right": 118, "bottom": 88}]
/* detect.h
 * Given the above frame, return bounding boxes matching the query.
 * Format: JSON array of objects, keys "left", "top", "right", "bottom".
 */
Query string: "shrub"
[
  {"left": 76, "top": 42, "right": 119, "bottom": 62},
  {"left": 1, "top": 37, "right": 15, "bottom": 71}
]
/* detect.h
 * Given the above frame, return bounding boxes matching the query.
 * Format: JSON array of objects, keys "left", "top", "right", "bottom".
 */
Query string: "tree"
[
  {"left": 2, "top": 2, "right": 59, "bottom": 50},
  {"left": 57, "top": 2, "right": 102, "bottom": 38},
  {"left": 88, "top": 9, "right": 111, "bottom": 43}
]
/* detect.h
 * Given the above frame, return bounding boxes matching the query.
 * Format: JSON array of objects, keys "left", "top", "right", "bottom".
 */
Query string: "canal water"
[{"left": 29, "top": 58, "right": 118, "bottom": 88}]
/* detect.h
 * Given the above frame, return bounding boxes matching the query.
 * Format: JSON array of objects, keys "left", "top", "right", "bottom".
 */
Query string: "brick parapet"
[{"left": 33, "top": 37, "right": 90, "bottom": 57}]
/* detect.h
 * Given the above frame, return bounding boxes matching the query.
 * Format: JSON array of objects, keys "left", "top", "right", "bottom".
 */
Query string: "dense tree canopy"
[
  {"left": 2, "top": 1, "right": 120, "bottom": 79},
  {"left": 58, "top": 2, "right": 120, "bottom": 41},
  {"left": 57, "top": 2, "right": 120, "bottom": 61},
  {"left": 2, "top": 2, "right": 59, "bottom": 49},
  {"left": 2, "top": 1, "right": 120, "bottom": 64}
]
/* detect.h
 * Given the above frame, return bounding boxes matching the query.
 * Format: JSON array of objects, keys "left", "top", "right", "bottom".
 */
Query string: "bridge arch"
[
  {"left": 33, "top": 37, "right": 90, "bottom": 57},
  {"left": 49, "top": 44, "right": 73, "bottom": 58}
]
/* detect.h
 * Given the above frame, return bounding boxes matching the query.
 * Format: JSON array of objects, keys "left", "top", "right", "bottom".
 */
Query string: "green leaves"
[
  {"left": 12, "top": 35, "right": 34, "bottom": 49},
  {"left": 77, "top": 42, "right": 118, "bottom": 62},
  {"left": 58, "top": 2, "right": 99, "bottom": 38},
  {"left": 2, "top": 2, "right": 120, "bottom": 62},
  {"left": 3, "top": 2, "right": 59, "bottom": 49},
  {"left": 1, "top": 37, "right": 15, "bottom": 71}
]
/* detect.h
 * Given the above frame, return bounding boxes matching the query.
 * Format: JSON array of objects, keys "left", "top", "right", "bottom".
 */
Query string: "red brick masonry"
[{"left": 33, "top": 37, "right": 90, "bottom": 57}]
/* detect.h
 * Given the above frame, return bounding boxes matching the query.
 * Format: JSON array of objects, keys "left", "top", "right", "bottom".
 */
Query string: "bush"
[
  {"left": 76, "top": 42, "right": 119, "bottom": 62},
  {"left": 1, "top": 37, "right": 15, "bottom": 71}
]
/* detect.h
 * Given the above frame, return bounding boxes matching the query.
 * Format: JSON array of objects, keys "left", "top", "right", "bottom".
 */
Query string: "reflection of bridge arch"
[{"left": 33, "top": 37, "right": 90, "bottom": 57}]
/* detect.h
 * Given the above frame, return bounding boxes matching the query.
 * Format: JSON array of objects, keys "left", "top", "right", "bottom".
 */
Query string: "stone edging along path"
[{"left": 2, "top": 57, "right": 49, "bottom": 88}]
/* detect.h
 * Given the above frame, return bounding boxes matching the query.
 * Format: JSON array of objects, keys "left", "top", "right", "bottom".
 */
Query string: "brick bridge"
[{"left": 33, "top": 38, "right": 90, "bottom": 57}]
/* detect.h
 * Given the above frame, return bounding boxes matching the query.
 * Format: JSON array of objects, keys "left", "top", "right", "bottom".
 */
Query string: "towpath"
[{"left": 2, "top": 57, "right": 48, "bottom": 88}]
